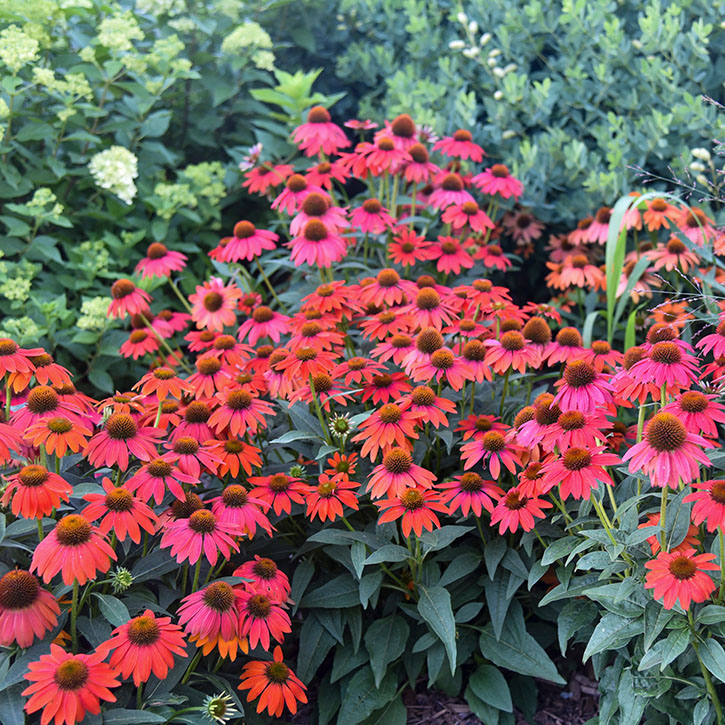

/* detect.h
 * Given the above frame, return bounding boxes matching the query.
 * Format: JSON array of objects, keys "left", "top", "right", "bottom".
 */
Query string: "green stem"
[
  {"left": 191, "top": 558, "right": 202, "bottom": 592},
  {"left": 549, "top": 492, "right": 573, "bottom": 525},
  {"left": 719, "top": 529, "right": 725, "bottom": 604},
  {"left": 139, "top": 313, "right": 192, "bottom": 374},
  {"left": 4, "top": 374, "right": 10, "bottom": 419},
  {"left": 37, "top": 518, "right": 44, "bottom": 541},
  {"left": 254, "top": 256, "right": 288, "bottom": 312},
  {"left": 168, "top": 278, "right": 193, "bottom": 314},
  {"left": 533, "top": 527, "right": 547, "bottom": 548},
  {"left": 153, "top": 399, "right": 164, "bottom": 429},
  {"left": 659, "top": 485, "right": 669, "bottom": 552},
  {"left": 137, "top": 682, "right": 144, "bottom": 710},
  {"left": 180, "top": 649, "right": 202, "bottom": 685},
  {"left": 691, "top": 621, "right": 725, "bottom": 725},
  {"left": 499, "top": 368, "right": 511, "bottom": 417},
  {"left": 309, "top": 373, "right": 332, "bottom": 444},
  {"left": 71, "top": 580, "right": 80, "bottom": 653}
]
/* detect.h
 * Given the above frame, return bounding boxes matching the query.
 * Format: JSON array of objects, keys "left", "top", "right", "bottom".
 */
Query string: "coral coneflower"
[
  {"left": 178, "top": 581, "right": 244, "bottom": 651},
  {"left": 11, "top": 384, "right": 82, "bottom": 431},
  {"left": 22, "top": 352, "right": 72, "bottom": 388},
  {"left": 440, "top": 473, "right": 503, "bottom": 517},
  {"left": 290, "top": 191, "right": 347, "bottom": 236},
  {"left": 242, "top": 162, "right": 293, "bottom": 195},
  {"left": 404, "top": 385, "right": 457, "bottom": 428},
  {"left": 477, "top": 244, "right": 512, "bottom": 271},
  {"left": 545, "top": 326, "right": 590, "bottom": 366},
  {"left": 484, "top": 331, "right": 537, "bottom": 374},
  {"left": 644, "top": 549, "right": 717, "bottom": 609},
  {"left": 628, "top": 341, "right": 698, "bottom": 390},
  {"left": 305, "top": 159, "right": 349, "bottom": 189},
  {"left": 292, "top": 106, "right": 350, "bottom": 156},
  {"left": 456, "top": 414, "right": 506, "bottom": 441},
  {"left": 489, "top": 487, "right": 552, "bottom": 533},
  {"left": 402, "top": 142, "right": 441, "bottom": 183},
  {"left": 190, "top": 277, "right": 242, "bottom": 332},
  {"left": 367, "top": 447, "right": 436, "bottom": 499},
  {"left": 134, "top": 366, "right": 193, "bottom": 401},
  {"left": 161, "top": 509, "right": 240, "bottom": 566},
  {"left": 210, "top": 485, "right": 272, "bottom": 538},
  {"left": 272, "top": 174, "right": 321, "bottom": 215},
  {"left": 238, "top": 591, "right": 291, "bottom": 650},
  {"left": 303, "top": 473, "right": 360, "bottom": 522},
  {"left": 461, "top": 340, "right": 494, "bottom": 383},
  {"left": 0, "top": 569, "right": 60, "bottom": 648},
  {"left": 642, "top": 197, "right": 679, "bottom": 231},
  {"left": 623, "top": 412, "right": 712, "bottom": 489},
  {"left": 238, "top": 305, "right": 290, "bottom": 346},
  {"left": 126, "top": 458, "right": 198, "bottom": 504},
  {"left": 516, "top": 395, "right": 561, "bottom": 448},
  {"left": 81, "top": 478, "right": 157, "bottom": 544},
  {"left": 208, "top": 437, "right": 263, "bottom": 478},
  {"left": 553, "top": 360, "right": 614, "bottom": 413},
  {"left": 99, "top": 609, "right": 187, "bottom": 685},
  {"left": 31, "top": 514, "right": 116, "bottom": 585},
  {"left": 685, "top": 480, "right": 725, "bottom": 532},
  {"left": 359, "top": 268, "right": 414, "bottom": 308},
  {"left": 663, "top": 391, "right": 725, "bottom": 438},
  {"left": 119, "top": 328, "right": 159, "bottom": 360},
  {"left": 238, "top": 645, "right": 307, "bottom": 718},
  {"left": 433, "top": 129, "right": 485, "bottom": 161},
  {"left": 429, "top": 172, "right": 474, "bottom": 209},
  {"left": 84, "top": 413, "right": 161, "bottom": 470},
  {"left": 411, "top": 347, "right": 473, "bottom": 391},
  {"left": 163, "top": 437, "right": 223, "bottom": 478},
  {"left": 375, "top": 487, "right": 448, "bottom": 536},
  {"left": 472, "top": 164, "right": 523, "bottom": 199},
  {"left": 23, "top": 644, "right": 119, "bottom": 725},
  {"left": 360, "top": 309, "right": 412, "bottom": 341},
  {"left": 2, "top": 465, "right": 72, "bottom": 519},
  {"left": 135, "top": 242, "right": 187, "bottom": 279},
  {"left": 351, "top": 402, "right": 421, "bottom": 460},
  {"left": 428, "top": 236, "right": 475, "bottom": 275},
  {"left": 540, "top": 409, "right": 609, "bottom": 452},
  {"left": 646, "top": 237, "right": 699, "bottom": 273},
  {"left": 541, "top": 447, "right": 620, "bottom": 501},
  {"left": 402, "top": 287, "right": 457, "bottom": 329},
  {"left": 442, "top": 201, "right": 494, "bottom": 233},
  {"left": 248, "top": 473, "right": 307, "bottom": 516},
  {"left": 388, "top": 228, "right": 433, "bottom": 267},
  {"left": 185, "top": 355, "right": 232, "bottom": 399},
  {"left": 460, "top": 430, "right": 523, "bottom": 477},
  {"left": 235, "top": 556, "right": 291, "bottom": 603},
  {"left": 677, "top": 206, "right": 714, "bottom": 246},
  {"left": 208, "top": 388, "right": 274, "bottom": 437},
  {"left": 108, "top": 278, "right": 151, "bottom": 318}
]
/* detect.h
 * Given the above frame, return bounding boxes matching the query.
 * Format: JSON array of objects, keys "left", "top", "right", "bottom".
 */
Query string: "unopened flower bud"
[
  {"left": 493, "top": 90, "right": 504, "bottom": 100},
  {"left": 468, "top": 20, "right": 479, "bottom": 34},
  {"left": 696, "top": 174, "right": 710, "bottom": 187},
  {"left": 690, "top": 161, "right": 706, "bottom": 173},
  {"left": 289, "top": 464, "right": 306, "bottom": 479},
  {"left": 480, "top": 32, "right": 491, "bottom": 46},
  {"left": 502, "top": 129, "right": 517, "bottom": 140},
  {"left": 111, "top": 567, "right": 133, "bottom": 594},
  {"left": 487, "top": 57, "right": 498, "bottom": 67},
  {"left": 503, "top": 63, "right": 518, "bottom": 74},
  {"left": 449, "top": 39, "right": 466, "bottom": 50},
  {"left": 457, "top": 11, "right": 468, "bottom": 24},
  {"left": 462, "top": 46, "right": 480, "bottom": 58},
  {"left": 493, "top": 67, "right": 505, "bottom": 77},
  {"left": 691, "top": 147, "right": 712, "bottom": 162},
  {"left": 488, "top": 48, "right": 502, "bottom": 58}
]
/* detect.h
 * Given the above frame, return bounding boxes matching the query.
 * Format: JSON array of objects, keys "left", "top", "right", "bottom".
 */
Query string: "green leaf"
[
  {"left": 131, "top": 549, "right": 178, "bottom": 582},
  {"left": 699, "top": 639, "right": 725, "bottom": 683},
  {"left": 659, "top": 628, "right": 690, "bottom": 671},
  {"left": 417, "top": 585, "right": 457, "bottom": 675},
  {"left": 465, "top": 684, "right": 500, "bottom": 724},
  {"left": 485, "top": 576, "right": 512, "bottom": 641},
  {"left": 439, "top": 552, "right": 480, "bottom": 587},
  {"left": 103, "top": 711, "right": 166, "bottom": 723},
  {"left": 351, "top": 540, "right": 367, "bottom": 579},
  {"left": 0, "top": 684, "right": 25, "bottom": 725},
  {"left": 93, "top": 594, "right": 129, "bottom": 627},
  {"left": 469, "top": 664, "right": 513, "bottom": 712},
  {"left": 542, "top": 536, "right": 580, "bottom": 566},
  {"left": 359, "top": 696, "right": 407, "bottom": 725},
  {"left": 270, "top": 430, "right": 320, "bottom": 444},
  {"left": 643, "top": 602, "right": 674, "bottom": 651},
  {"left": 336, "top": 667, "right": 396, "bottom": 725},
  {"left": 418, "top": 525, "right": 473, "bottom": 553},
  {"left": 141, "top": 110, "right": 172, "bottom": 137},
  {"left": 301, "top": 574, "right": 359, "bottom": 608},
  {"left": 697, "top": 605, "right": 725, "bottom": 625},
  {"left": 364, "top": 545, "right": 409, "bottom": 565},
  {"left": 583, "top": 613, "right": 644, "bottom": 662},
  {"left": 297, "top": 615, "right": 336, "bottom": 682},
  {"left": 665, "top": 487, "right": 694, "bottom": 550},
  {"left": 557, "top": 600, "right": 598, "bottom": 655},
  {"left": 364, "top": 615, "right": 409, "bottom": 687},
  {"left": 359, "top": 571, "right": 383, "bottom": 609}
]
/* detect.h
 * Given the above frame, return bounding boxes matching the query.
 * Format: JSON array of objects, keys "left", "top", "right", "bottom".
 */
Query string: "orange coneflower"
[
  {"left": 644, "top": 549, "right": 717, "bottom": 610},
  {"left": 2, "top": 465, "right": 72, "bottom": 519},
  {"left": 84, "top": 412, "right": 162, "bottom": 470},
  {"left": 351, "top": 401, "right": 421, "bottom": 460},
  {"left": 367, "top": 447, "right": 436, "bottom": 499},
  {"left": 375, "top": 487, "right": 448, "bottom": 537},
  {"left": 248, "top": 473, "right": 306, "bottom": 516},
  {"left": 303, "top": 473, "right": 360, "bottom": 522},
  {"left": 189, "top": 277, "right": 242, "bottom": 332},
  {"left": 206, "top": 437, "right": 263, "bottom": 478},
  {"left": 208, "top": 388, "right": 274, "bottom": 437},
  {"left": 490, "top": 487, "right": 552, "bottom": 533},
  {"left": 185, "top": 355, "right": 232, "bottom": 399},
  {"left": 24, "top": 415, "right": 92, "bottom": 457},
  {"left": 642, "top": 197, "right": 680, "bottom": 231},
  {"left": 107, "top": 278, "right": 151, "bottom": 319},
  {"left": 134, "top": 366, "right": 193, "bottom": 401},
  {"left": 210, "top": 484, "right": 272, "bottom": 538}
]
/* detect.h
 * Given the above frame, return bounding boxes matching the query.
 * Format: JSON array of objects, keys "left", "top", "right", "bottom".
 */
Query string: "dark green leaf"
[
  {"left": 336, "top": 667, "right": 396, "bottom": 725},
  {"left": 417, "top": 585, "right": 457, "bottom": 675},
  {"left": 469, "top": 664, "right": 513, "bottom": 712},
  {"left": 364, "top": 615, "right": 409, "bottom": 687},
  {"left": 297, "top": 615, "right": 336, "bottom": 682},
  {"left": 700, "top": 639, "right": 725, "bottom": 682},
  {"left": 583, "top": 613, "right": 644, "bottom": 662},
  {"left": 301, "top": 574, "right": 359, "bottom": 608}
]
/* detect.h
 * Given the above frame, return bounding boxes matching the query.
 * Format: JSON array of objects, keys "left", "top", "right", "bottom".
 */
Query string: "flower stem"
[
  {"left": 691, "top": 621, "right": 725, "bottom": 725},
  {"left": 137, "top": 682, "right": 144, "bottom": 710},
  {"left": 254, "top": 256, "right": 288, "bottom": 313},
  {"left": 70, "top": 580, "right": 80, "bottom": 653},
  {"left": 309, "top": 373, "right": 332, "bottom": 444},
  {"left": 499, "top": 368, "right": 511, "bottom": 417},
  {"left": 168, "top": 278, "right": 193, "bottom": 314},
  {"left": 191, "top": 558, "right": 202, "bottom": 592},
  {"left": 37, "top": 518, "right": 44, "bottom": 541},
  {"left": 719, "top": 529, "right": 725, "bottom": 604},
  {"left": 659, "top": 485, "right": 669, "bottom": 552},
  {"left": 180, "top": 649, "right": 202, "bottom": 685},
  {"left": 139, "top": 313, "right": 192, "bottom": 374}
]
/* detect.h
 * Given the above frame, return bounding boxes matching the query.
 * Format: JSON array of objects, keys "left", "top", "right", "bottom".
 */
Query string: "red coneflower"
[
  {"left": 248, "top": 473, "right": 307, "bottom": 516},
  {"left": 644, "top": 548, "right": 717, "bottom": 609},
  {"left": 301, "top": 280, "right": 360, "bottom": 320},
  {"left": 107, "top": 278, "right": 151, "bottom": 319},
  {"left": 372, "top": 333, "right": 415, "bottom": 366},
  {"left": 303, "top": 473, "right": 360, "bottom": 522},
  {"left": 161, "top": 509, "right": 240, "bottom": 566},
  {"left": 238, "top": 645, "right": 308, "bottom": 717},
  {"left": 210, "top": 484, "right": 272, "bottom": 538},
  {"left": 81, "top": 478, "right": 158, "bottom": 544},
  {"left": 190, "top": 277, "right": 242, "bottom": 332},
  {"left": 98, "top": 609, "right": 187, "bottom": 686},
  {"left": 359, "top": 309, "right": 412, "bottom": 341},
  {"left": 472, "top": 164, "right": 523, "bottom": 199},
  {"left": 292, "top": 106, "right": 350, "bottom": 156},
  {"left": 460, "top": 430, "right": 523, "bottom": 477},
  {"left": 376, "top": 487, "right": 448, "bottom": 536},
  {"left": 367, "top": 447, "right": 436, "bottom": 499},
  {"left": 623, "top": 412, "right": 712, "bottom": 489},
  {"left": 0, "top": 569, "right": 60, "bottom": 648},
  {"left": 440, "top": 473, "right": 503, "bottom": 517},
  {"left": 2, "top": 465, "right": 72, "bottom": 519},
  {"left": 31, "top": 514, "right": 116, "bottom": 586},
  {"left": 126, "top": 458, "right": 198, "bottom": 504},
  {"left": 489, "top": 486, "right": 552, "bottom": 533},
  {"left": 388, "top": 228, "right": 433, "bottom": 267},
  {"left": 207, "top": 437, "right": 263, "bottom": 478},
  {"left": 358, "top": 268, "right": 414, "bottom": 308},
  {"left": 238, "top": 591, "right": 291, "bottom": 650},
  {"left": 540, "top": 447, "right": 620, "bottom": 501},
  {"left": 351, "top": 402, "right": 420, "bottom": 460},
  {"left": 484, "top": 331, "right": 538, "bottom": 375},
  {"left": 163, "top": 437, "right": 223, "bottom": 478},
  {"left": 433, "top": 128, "right": 485, "bottom": 161},
  {"left": 135, "top": 242, "right": 187, "bottom": 279},
  {"left": 169, "top": 402, "right": 215, "bottom": 448},
  {"left": 589, "top": 340, "right": 623, "bottom": 372},
  {"left": 23, "top": 644, "right": 119, "bottom": 725},
  {"left": 84, "top": 413, "right": 161, "bottom": 470}
]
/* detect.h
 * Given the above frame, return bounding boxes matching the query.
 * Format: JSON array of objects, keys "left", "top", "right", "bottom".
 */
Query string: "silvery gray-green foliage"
[{"left": 324, "top": 0, "right": 725, "bottom": 223}]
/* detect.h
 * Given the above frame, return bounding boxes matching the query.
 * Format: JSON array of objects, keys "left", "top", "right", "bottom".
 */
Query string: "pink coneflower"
[
  {"left": 107, "top": 279, "right": 151, "bottom": 318},
  {"left": 611, "top": 347, "right": 660, "bottom": 408},
  {"left": 433, "top": 129, "right": 485, "bottom": 161},
  {"left": 361, "top": 371, "right": 412, "bottom": 405},
  {"left": 459, "top": 340, "right": 493, "bottom": 383},
  {"left": 0, "top": 569, "right": 60, "bottom": 648},
  {"left": 161, "top": 509, "right": 240, "bottom": 566},
  {"left": 484, "top": 331, "right": 538, "bottom": 374},
  {"left": 623, "top": 412, "right": 712, "bottom": 489},
  {"left": 589, "top": 340, "right": 623, "bottom": 371},
  {"left": 553, "top": 360, "right": 614, "bottom": 413},
  {"left": 696, "top": 318, "right": 725, "bottom": 358},
  {"left": 516, "top": 395, "right": 561, "bottom": 448},
  {"left": 210, "top": 484, "right": 272, "bottom": 538},
  {"left": 440, "top": 473, "right": 502, "bottom": 517},
  {"left": 290, "top": 192, "right": 347, "bottom": 236},
  {"left": 351, "top": 402, "right": 421, "bottom": 460},
  {"left": 540, "top": 447, "right": 620, "bottom": 501},
  {"left": 126, "top": 458, "right": 199, "bottom": 504},
  {"left": 677, "top": 207, "right": 715, "bottom": 246},
  {"left": 472, "top": 164, "right": 523, "bottom": 199},
  {"left": 403, "top": 385, "right": 457, "bottom": 428},
  {"left": 177, "top": 581, "right": 243, "bottom": 653},
  {"left": 84, "top": 413, "right": 161, "bottom": 470},
  {"left": 460, "top": 430, "right": 523, "bottom": 477},
  {"left": 303, "top": 473, "right": 360, "bottom": 522},
  {"left": 163, "top": 437, "right": 223, "bottom": 478},
  {"left": 345, "top": 118, "right": 378, "bottom": 130},
  {"left": 359, "top": 268, "right": 415, "bottom": 307},
  {"left": 502, "top": 210, "right": 544, "bottom": 244},
  {"left": 31, "top": 514, "right": 116, "bottom": 585},
  {"left": 135, "top": 242, "right": 187, "bottom": 279},
  {"left": 22, "top": 645, "right": 119, "bottom": 725},
  {"left": 367, "top": 447, "right": 436, "bottom": 499},
  {"left": 628, "top": 341, "right": 698, "bottom": 389},
  {"left": 663, "top": 391, "right": 725, "bottom": 438},
  {"left": 402, "top": 143, "right": 441, "bottom": 183},
  {"left": 376, "top": 114, "right": 419, "bottom": 150},
  {"left": 349, "top": 198, "right": 396, "bottom": 234},
  {"left": 490, "top": 487, "right": 552, "bottom": 534},
  {"left": 428, "top": 172, "right": 474, "bottom": 209},
  {"left": 208, "top": 388, "right": 274, "bottom": 437},
  {"left": 218, "top": 221, "right": 279, "bottom": 263},
  {"left": 81, "top": 478, "right": 157, "bottom": 544},
  {"left": 586, "top": 207, "right": 613, "bottom": 244},
  {"left": 190, "top": 277, "right": 241, "bottom": 331},
  {"left": 98, "top": 609, "right": 187, "bottom": 686},
  {"left": 305, "top": 160, "right": 349, "bottom": 189},
  {"left": 292, "top": 106, "right": 350, "bottom": 157},
  {"left": 360, "top": 135, "right": 411, "bottom": 175},
  {"left": 288, "top": 219, "right": 348, "bottom": 268},
  {"left": 685, "top": 480, "right": 725, "bottom": 532},
  {"left": 237, "top": 591, "right": 291, "bottom": 650},
  {"left": 271, "top": 174, "right": 322, "bottom": 215},
  {"left": 547, "top": 254, "right": 604, "bottom": 290},
  {"left": 645, "top": 549, "right": 717, "bottom": 610},
  {"left": 428, "top": 236, "right": 475, "bottom": 275},
  {"left": 375, "top": 487, "right": 448, "bottom": 537},
  {"left": 388, "top": 228, "right": 433, "bottom": 267},
  {"left": 235, "top": 556, "right": 291, "bottom": 603},
  {"left": 470, "top": 244, "right": 509, "bottom": 273},
  {"left": 242, "top": 162, "right": 294, "bottom": 195},
  {"left": 248, "top": 473, "right": 306, "bottom": 516},
  {"left": 411, "top": 347, "right": 473, "bottom": 391},
  {"left": 237, "top": 306, "right": 290, "bottom": 346},
  {"left": 540, "top": 409, "right": 609, "bottom": 452},
  {"left": 402, "top": 288, "right": 457, "bottom": 329},
  {"left": 119, "top": 328, "right": 159, "bottom": 359},
  {"left": 545, "top": 327, "right": 590, "bottom": 366},
  {"left": 646, "top": 237, "right": 699, "bottom": 273},
  {"left": 442, "top": 201, "right": 494, "bottom": 232}
]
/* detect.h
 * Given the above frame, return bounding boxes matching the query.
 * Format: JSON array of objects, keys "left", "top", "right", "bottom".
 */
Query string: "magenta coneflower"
[
  {"left": 540, "top": 447, "right": 620, "bottom": 501},
  {"left": 219, "top": 221, "right": 279, "bottom": 263},
  {"left": 235, "top": 556, "right": 291, "bottom": 603},
  {"left": 271, "top": 174, "right": 322, "bottom": 215},
  {"left": 160, "top": 509, "right": 240, "bottom": 566},
  {"left": 428, "top": 236, "right": 475, "bottom": 275},
  {"left": 237, "top": 591, "right": 291, "bottom": 650},
  {"left": 428, "top": 172, "right": 474, "bottom": 209},
  {"left": 108, "top": 279, "right": 151, "bottom": 318},
  {"left": 623, "top": 412, "right": 712, "bottom": 489},
  {"left": 540, "top": 409, "right": 609, "bottom": 452},
  {"left": 292, "top": 106, "right": 350, "bottom": 157},
  {"left": 433, "top": 129, "right": 485, "bottom": 161},
  {"left": 472, "top": 164, "right": 523, "bottom": 199},
  {"left": 489, "top": 487, "right": 552, "bottom": 534},
  {"left": 442, "top": 201, "right": 494, "bottom": 232},
  {"left": 696, "top": 318, "right": 725, "bottom": 358},
  {"left": 663, "top": 391, "right": 725, "bottom": 438},
  {"left": 349, "top": 198, "right": 396, "bottom": 234},
  {"left": 484, "top": 331, "right": 537, "bottom": 375},
  {"left": 628, "top": 341, "right": 698, "bottom": 390},
  {"left": 210, "top": 484, "right": 272, "bottom": 538},
  {"left": 440, "top": 473, "right": 502, "bottom": 517},
  {"left": 135, "top": 242, "right": 187, "bottom": 279},
  {"left": 84, "top": 413, "right": 162, "bottom": 470},
  {"left": 553, "top": 360, "right": 614, "bottom": 413},
  {"left": 288, "top": 219, "right": 348, "bottom": 268},
  {"left": 367, "top": 447, "right": 436, "bottom": 499},
  {"left": 126, "top": 458, "right": 199, "bottom": 504},
  {"left": 178, "top": 581, "right": 243, "bottom": 644}
]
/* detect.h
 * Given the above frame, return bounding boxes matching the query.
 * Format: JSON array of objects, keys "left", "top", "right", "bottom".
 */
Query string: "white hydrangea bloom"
[
  {"left": 136, "top": 0, "right": 185, "bottom": 15},
  {"left": 78, "top": 297, "right": 112, "bottom": 330},
  {"left": 0, "top": 25, "right": 40, "bottom": 72},
  {"left": 88, "top": 146, "right": 138, "bottom": 204},
  {"left": 221, "top": 22, "right": 276, "bottom": 69},
  {"left": 97, "top": 11, "right": 144, "bottom": 53}
]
